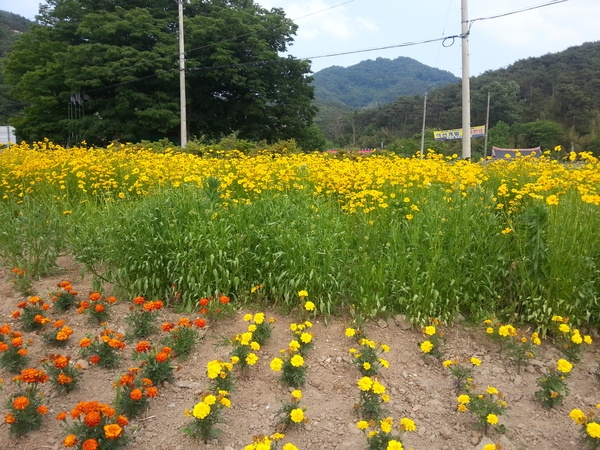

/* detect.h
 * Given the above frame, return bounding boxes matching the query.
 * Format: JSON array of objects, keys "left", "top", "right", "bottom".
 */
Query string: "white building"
[{"left": 0, "top": 126, "right": 16, "bottom": 146}]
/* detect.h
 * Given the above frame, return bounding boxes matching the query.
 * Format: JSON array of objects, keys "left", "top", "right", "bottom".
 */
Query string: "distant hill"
[
  {"left": 0, "top": 10, "right": 31, "bottom": 57},
  {"left": 312, "top": 56, "right": 459, "bottom": 108}
]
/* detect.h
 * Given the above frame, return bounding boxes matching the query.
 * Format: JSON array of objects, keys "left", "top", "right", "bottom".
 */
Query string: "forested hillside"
[
  {"left": 318, "top": 41, "right": 600, "bottom": 156},
  {"left": 312, "top": 56, "right": 459, "bottom": 108}
]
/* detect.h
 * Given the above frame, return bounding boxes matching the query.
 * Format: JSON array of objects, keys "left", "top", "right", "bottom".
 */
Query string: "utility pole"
[
  {"left": 178, "top": 0, "right": 188, "bottom": 148},
  {"left": 483, "top": 91, "right": 491, "bottom": 160},
  {"left": 420, "top": 92, "right": 427, "bottom": 157},
  {"left": 461, "top": 0, "right": 471, "bottom": 160}
]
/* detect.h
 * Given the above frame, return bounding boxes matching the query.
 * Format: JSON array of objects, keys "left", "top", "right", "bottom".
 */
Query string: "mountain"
[
  {"left": 312, "top": 56, "right": 459, "bottom": 108},
  {"left": 0, "top": 10, "right": 31, "bottom": 57}
]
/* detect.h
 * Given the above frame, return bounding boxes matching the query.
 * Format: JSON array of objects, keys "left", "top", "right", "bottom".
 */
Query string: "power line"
[{"left": 470, "top": 0, "right": 569, "bottom": 27}]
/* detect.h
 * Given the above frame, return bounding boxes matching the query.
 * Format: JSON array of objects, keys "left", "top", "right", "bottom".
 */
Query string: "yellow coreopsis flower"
[
  {"left": 387, "top": 440, "right": 404, "bottom": 450},
  {"left": 584, "top": 335, "right": 593, "bottom": 344},
  {"left": 363, "top": 362, "right": 372, "bottom": 371},
  {"left": 206, "top": 360, "right": 222, "bottom": 379},
  {"left": 282, "top": 444, "right": 298, "bottom": 450},
  {"left": 243, "top": 314, "right": 253, "bottom": 321},
  {"left": 289, "top": 340, "right": 301, "bottom": 351},
  {"left": 486, "top": 327, "right": 494, "bottom": 334},
  {"left": 372, "top": 380, "right": 386, "bottom": 395},
  {"left": 482, "top": 445, "right": 496, "bottom": 450},
  {"left": 442, "top": 360, "right": 454, "bottom": 368},
  {"left": 250, "top": 341, "right": 261, "bottom": 351},
  {"left": 220, "top": 397, "right": 232, "bottom": 408},
  {"left": 380, "top": 344, "right": 390, "bottom": 352},
  {"left": 378, "top": 358, "right": 389, "bottom": 368}
]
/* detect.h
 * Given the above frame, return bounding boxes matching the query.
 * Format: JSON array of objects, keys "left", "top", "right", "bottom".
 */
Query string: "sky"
[{"left": 3, "top": 0, "right": 600, "bottom": 77}]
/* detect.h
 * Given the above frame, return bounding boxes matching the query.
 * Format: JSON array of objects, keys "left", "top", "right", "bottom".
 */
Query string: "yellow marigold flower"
[
  {"left": 272, "top": 433, "right": 284, "bottom": 440},
  {"left": 220, "top": 397, "right": 231, "bottom": 408},
  {"left": 457, "top": 394, "right": 470, "bottom": 404},
  {"left": 571, "top": 333, "right": 583, "bottom": 344},
  {"left": 557, "top": 359, "right": 573, "bottom": 373},
  {"left": 399, "top": 417, "right": 416, "bottom": 432},
  {"left": 457, "top": 404, "right": 468, "bottom": 412},
  {"left": 239, "top": 332, "right": 252, "bottom": 345},
  {"left": 372, "top": 380, "right": 386, "bottom": 395},
  {"left": 487, "top": 414, "right": 499, "bottom": 425},
  {"left": 253, "top": 313, "right": 265, "bottom": 325},
  {"left": 290, "top": 408, "right": 304, "bottom": 423},
  {"left": 587, "top": 422, "right": 600, "bottom": 439},
  {"left": 250, "top": 341, "right": 261, "bottom": 351},
  {"left": 569, "top": 409, "right": 587, "bottom": 425},
  {"left": 243, "top": 314, "right": 253, "bottom": 322},
  {"left": 501, "top": 227, "right": 512, "bottom": 235},
  {"left": 363, "top": 362, "right": 372, "bottom": 371},
  {"left": 356, "top": 420, "right": 369, "bottom": 430},
  {"left": 559, "top": 323, "right": 570, "bottom": 333},
  {"left": 532, "top": 332, "right": 541, "bottom": 345},
  {"left": 378, "top": 358, "right": 389, "bottom": 368},
  {"left": 289, "top": 323, "right": 298, "bottom": 332},
  {"left": 387, "top": 439, "right": 404, "bottom": 450},
  {"left": 298, "top": 290, "right": 308, "bottom": 298},
  {"left": 304, "top": 320, "right": 313, "bottom": 328},
  {"left": 483, "top": 445, "right": 496, "bottom": 450},
  {"left": 381, "top": 393, "right": 390, "bottom": 402},
  {"left": 291, "top": 390, "right": 302, "bottom": 399},
  {"left": 424, "top": 326, "right": 436, "bottom": 336},
  {"left": 420, "top": 340, "right": 433, "bottom": 353},
  {"left": 358, "top": 376, "right": 373, "bottom": 391},
  {"left": 380, "top": 417, "right": 393, "bottom": 433},
  {"left": 248, "top": 324, "right": 257, "bottom": 332},
  {"left": 289, "top": 340, "right": 300, "bottom": 351},
  {"left": 584, "top": 335, "right": 593, "bottom": 344},
  {"left": 349, "top": 348, "right": 357, "bottom": 354},
  {"left": 483, "top": 319, "right": 492, "bottom": 325},
  {"left": 471, "top": 357, "right": 481, "bottom": 366},
  {"left": 345, "top": 328, "right": 356, "bottom": 337},
  {"left": 380, "top": 344, "right": 390, "bottom": 352},
  {"left": 486, "top": 386, "right": 499, "bottom": 395},
  {"left": 304, "top": 301, "right": 315, "bottom": 311},
  {"left": 486, "top": 327, "right": 494, "bottom": 334},
  {"left": 551, "top": 315, "right": 564, "bottom": 322},
  {"left": 290, "top": 354, "right": 304, "bottom": 367},
  {"left": 300, "top": 332, "right": 312, "bottom": 344},
  {"left": 231, "top": 356, "right": 240, "bottom": 364},
  {"left": 204, "top": 395, "right": 216, "bottom": 405},
  {"left": 282, "top": 444, "right": 298, "bottom": 450},
  {"left": 442, "top": 360, "right": 454, "bottom": 368},
  {"left": 246, "top": 353, "right": 258, "bottom": 366},
  {"left": 192, "top": 401, "right": 210, "bottom": 419}
]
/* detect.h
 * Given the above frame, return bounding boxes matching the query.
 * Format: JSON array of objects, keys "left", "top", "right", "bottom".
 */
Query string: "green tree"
[
  {"left": 3, "top": 0, "right": 315, "bottom": 145},
  {"left": 487, "top": 121, "right": 513, "bottom": 149},
  {"left": 517, "top": 121, "right": 565, "bottom": 150}
]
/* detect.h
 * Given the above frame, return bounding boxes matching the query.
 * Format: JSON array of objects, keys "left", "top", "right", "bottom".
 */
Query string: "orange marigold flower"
[
  {"left": 145, "top": 386, "right": 158, "bottom": 398},
  {"left": 56, "top": 411, "right": 68, "bottom": 421},
  {"left": 219, "top": 295, "right": 230, "bottom": 304},
  {"left": 82, "top": 438, "right": 99, "bottom": 450},
  {"left": 90, "top": 355, "right": 100, "bottom": 364},
  {"left": 29, "top": 296, "right": 42, "bottom": 304},
  {"left": 107, "top": 296, "right": 117, "bottom": 304},
  {"left": 63, "top": 434, "right": 78, "bottom": 447},
  {"left": 104, "top": 423, "right": 123, "bottom": 439},
  {"left": 94, "top": 304, "right": 105, "bottom": 313},
  {"left": 57, "top": 373, "right": 73, "bottom": 385},
  {"left": 129, "top": 389, "right": 143, "bottom": 401},
  {"left": 84, "top": 411, "right": 101, "bottom": 427},
  {"left": 11, "top": 310, "right": 20, "bottom": 318},
  {"left": 54, "top": 355, "right": 69, "bottom": 369},
  {"left": 13, "top": 396, "right": 30, "bottom": 410},
  {"left": 162, "top": 322, "right": 175, "bottom": 332},
  {"left": 54, "top": 320, "right": 65, "bottom": 328},
  {"left": 0, "top": 324, "right": 10, "bottom": 334},
  {"left": 89, "top": 292, "right": 101, "bottom": 301},
  {"left": 155, "top": 352, "right": 169, "bottom": 362},
  {"left": 37, "top": 405, "right": 49, "bottom": 415},
  {"left": 79, "top": 337, "right": 92, "bottom": 348},
  {"left": 4, "top": 413, "right": 16, "bottom": 424},
  {"left": 199, "top": 297, "right": 209, "bottom": 306},
  {"left": 20, "top": 368, "right": 48, "bottom": 383},
  {"left": 194, "top": 318, "right": 207, "bottom": 328},
  {"left": 161, "top": 346, "right": 172, "bottom": 355},
  {"left": 133, "top": 296, "right": 145, "bottom": 305},
  {"left": 117, "top": 415, "right": 129, "bottom": 426},
  {"left": 135, "top": 341, "right": 151, "bottom": 353},
  {"left": 17, "top": 348, "right": 27, "bottom": 356},
  {"left": 153, "top": 300, "right": 163, "bottom": 310},
  {"left": 0, "top": 342, "right": 9, "bottom": 352},
  {"left": 108, "top": 338, "right": 122, "bottom": 349},
  {"left": 17, "top": 301, "right": 27, "bottom": 309},
  {"left": 41, "top": 303, "right": 50, "bottom": 311},
  {"left": 69, "top": 290, "right": 78, "bottom": 296},
  {"left": 141, "top": 377, "right": 153, "bottom": 386},
  {"left": 12, "top": 336, "right": 23, "bottom": 347},
  {"left": 178, "top": 317, "right": 191, "bottom": 327},
  {"left": 142, "top": 301, "right": 155, "bottom": 312},
  {"left": 56, "top": 331, "right": 70, "bottom": 341},
  {"left": 199, "top": 308, "right": 208, "bottom": 315}
]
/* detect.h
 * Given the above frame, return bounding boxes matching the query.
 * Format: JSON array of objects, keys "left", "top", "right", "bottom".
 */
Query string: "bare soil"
[{"left": 0, "top": 256, "right": 598, "bottom": 450}]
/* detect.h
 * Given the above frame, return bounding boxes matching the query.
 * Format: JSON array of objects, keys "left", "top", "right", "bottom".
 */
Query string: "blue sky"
[{"left": 3, "top": 0, "right": 599, "bottom": 76}]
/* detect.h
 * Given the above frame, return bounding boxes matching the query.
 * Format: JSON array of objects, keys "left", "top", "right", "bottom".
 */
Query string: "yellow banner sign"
[{"left": 433, "top": 126, "right": 485, "bottom": 141}]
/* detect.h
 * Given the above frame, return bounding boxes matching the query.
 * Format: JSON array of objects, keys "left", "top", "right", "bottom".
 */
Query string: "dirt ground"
[{"left": 0, "top": 256, "right": 598, "bottom": 450}]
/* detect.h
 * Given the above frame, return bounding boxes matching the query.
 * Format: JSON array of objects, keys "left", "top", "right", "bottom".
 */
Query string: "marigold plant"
[
  {"left": 550, "top": 315, "right": 593, "bottom": 363},
  {"left": 443, "top": 356, "right": 481, "bottom": 394},
  {"left": 348, "top": 334, "right": 390, "bottom": 377},
  {"left": 4, "top": 368, "right": 49, "bottom": 436},
  {"left": 78, "top": 292, "right": 117, "bottom": 323},
  {"left": 0, "top": 325, "right": 29, "bottom": 373},
  {"left": 15, "top": 295, "right": 51, "bottom": 332},
  {"left": 270, "top": 349, "right": 306, "bottom": 388},
  {"left": 161, "top": 317, "right": 205, "bottom": 358},
  {"left": 357, "top": 416, "right": 416, "bottom": 450},
  {"left": 125, "top": 296, "right": 163, "bottom": 339},
  {"left": 41, "top": 354, "right": 81, "bottom": 394},
  {"left": 535, "top": 358, "right": 573, "bottom": 408},
  {"left": 456, "top": 386, "right": 507, "bottom": 435},
  {"left": 288, "top": 320, "right": 314, "bottom": 356},
  {"left": 275, "top": 390, "right": 307, "bottom": 432},
  {"left": 114, "top": 368, "right": 158, "bottom": 419},
  {"left": 230, "top": 329, "right": 260, "bottom": 372},
  {"left": 50, "top": 280, "right": 79, "bottom": 312},
  {"left": 43, "top": 319, "right": 74, "bottom": 347},
  {"left": 570, "top": 405, "right": 600, "bottom": 449},
  {"left": 356, "top": 376, "right": 390, "bottom": 420},
  {"left": 79, "top": 327, "right": 126, "bottom": 369},
  {"left": 134, "top": 343, "right": 175, "bottom": 385},
  {"left": 243, "top": 311, "right": 274, "bottom": 346},
  {"left": 418, "top": 319, "right": 444, "bottom": 360},
  {"left": 57, "top": 400, "right": 129, "bottom": 450},
  {"left": 183, "top": 391, "right": 231, "bottom": 442},
  {"left": 206, "top": 358, "right": 236, "bottom": 393}
]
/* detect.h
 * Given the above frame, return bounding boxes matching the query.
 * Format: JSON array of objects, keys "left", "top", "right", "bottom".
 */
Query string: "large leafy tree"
[{"left": 3, "top": 0, "right": 315, "bottom": 145}]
